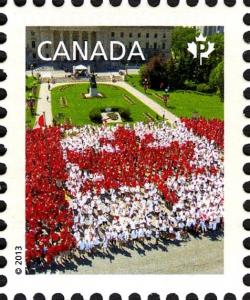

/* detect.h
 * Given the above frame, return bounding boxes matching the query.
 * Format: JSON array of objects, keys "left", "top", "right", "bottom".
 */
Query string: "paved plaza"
[{"left": 58, "top": 236, "right": 223, "bottom": 275}]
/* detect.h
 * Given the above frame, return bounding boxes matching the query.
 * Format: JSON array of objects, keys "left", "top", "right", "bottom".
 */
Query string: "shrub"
[
  {"left": 26, "top": 77, "right": 39, "bottom": 91},
  {"left": 98, "top": 107, "right": 132, "bottom": 122},
  {"left": 184, "top": 80, "right": 197, "bottom": 91},
  {"left": 89, "top": 108, "right": 102, "bottom": 123},
  {"left": 209, "top": 61, "right": 224, "bottom": 101},
  {"left": 118, "top": 107, "right": 131, "bottom": 121},
  {"left": 196, "top": 83, "right": 213, "bottom": 94}
]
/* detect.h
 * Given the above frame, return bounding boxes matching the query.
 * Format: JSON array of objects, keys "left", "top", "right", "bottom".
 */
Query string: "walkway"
[
  {"left": 36, "top": 80, "right": 178, "bottom": 127},
  {"left": 36, "top": 83, "right": 53, "bottom": 126},
  {"left": 115, "top": 81, "right": 178, "bottom": 123}
]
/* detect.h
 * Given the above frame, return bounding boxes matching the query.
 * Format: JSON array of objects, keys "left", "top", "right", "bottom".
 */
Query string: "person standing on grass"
[
  {"left": 163, "top": 94, "right": 169, "bottom": 108},
  {"left": 143, "top": 78, "right": 149, "bottom": 94},
  {"left": 165, "top": 85, "right": 170, "bottom": 93},
  {"left": 28, "top": 98, "right": 35, "bottom": 116}
]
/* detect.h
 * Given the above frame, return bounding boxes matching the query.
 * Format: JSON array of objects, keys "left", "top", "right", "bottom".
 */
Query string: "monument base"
[{"left": 85, "top": 88, "right": 103, "bottom": 98}]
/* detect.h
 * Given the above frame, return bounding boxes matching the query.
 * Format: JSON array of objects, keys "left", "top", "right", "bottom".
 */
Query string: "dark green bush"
[
  {"left": 117, "top": 107, "right": 131, "bottom": 121},
  {"left": 184, "top": 80, "right": 197, "bottom": 91},
  {"left": 89, "top": 108, "right": 102, "bottom": 123},
  {"left": 91, "top": 106, "right": 132, "bottom": 123},
  {"left": 196, "top": 83, "right": 214, "bottom": 94}
]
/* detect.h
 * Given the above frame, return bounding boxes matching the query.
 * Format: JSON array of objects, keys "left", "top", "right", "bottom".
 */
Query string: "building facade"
[
  {"left": 26, "top": 26, "right": 173, "bottom": 71},
  {"left": 197, "top": 26, "right": 224, "bottom": 36}
]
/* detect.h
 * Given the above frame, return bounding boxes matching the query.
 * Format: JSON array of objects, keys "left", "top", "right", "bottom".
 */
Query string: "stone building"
[
  {"left": 26, "top": 26, "right": 173, "bottom": 71},
  {"left": 197, "top": 26, "right": 224, "bottom": 36}
]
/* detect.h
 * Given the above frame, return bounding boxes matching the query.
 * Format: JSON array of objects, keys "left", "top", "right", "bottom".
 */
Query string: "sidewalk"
[
  {"left": 36, "top": 83, "right": 53, "bottom": 126},
  {"left": 115, "top": 81, "right": 178, "bottom": 123}
]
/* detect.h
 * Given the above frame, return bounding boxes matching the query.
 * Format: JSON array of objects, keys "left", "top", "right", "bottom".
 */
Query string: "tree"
[
  {"left": 171, "top": 28, "right": 224, "bottom": 88},
  {"left": 171, "top": 27, "right": 197, "bottom": 60},
  {"left": 207, "top": 33, "right": 224, "bottom": 68},
  {"left": 165, "top": 58, "right": 180, "bottom": 89},
  {"left": 171, "top": 27, "right": 202, "bottom": 88},
  {"left": 209, "top": 61, "right": 224, "bottom": 101},
  {"left": 139, "top": 54, "right": 168, "bottom": 89},
  {"left": 139, "top": 27, "right": 224, "bottom": 93}
]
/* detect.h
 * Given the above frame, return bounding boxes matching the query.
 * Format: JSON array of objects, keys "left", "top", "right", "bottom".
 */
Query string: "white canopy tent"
[
  {"left": 73, "top": 65, "right": 88, "bottom": 75},
  {"left": 74, "top": 64, "right": 88, "bottom": 71}
]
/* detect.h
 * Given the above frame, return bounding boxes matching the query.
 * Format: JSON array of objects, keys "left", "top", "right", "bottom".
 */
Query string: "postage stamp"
[
  {"left": 1, "top": 1, "right": 245, "bottom": 299},
  {"left": 25, "top": 25, "right": 224, "bottom": 276}
]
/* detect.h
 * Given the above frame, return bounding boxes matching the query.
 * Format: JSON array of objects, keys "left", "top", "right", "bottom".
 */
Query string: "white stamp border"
[{"left": 0, "top": 1, "right": 245, "bottom": 298}]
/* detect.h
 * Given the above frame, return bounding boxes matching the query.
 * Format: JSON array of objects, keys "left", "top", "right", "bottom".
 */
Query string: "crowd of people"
[
  {"left": 60, "top": 119, "right": 224, "bottom": 256},
  {"left": 26, "top": 118, "right": 224, "bottom": 268},
  {"left": 26, "top": 128, "right": 75, "bottom": 267},
  {"left": 181, "top": 117, "right": 224, "bottom": 149}
]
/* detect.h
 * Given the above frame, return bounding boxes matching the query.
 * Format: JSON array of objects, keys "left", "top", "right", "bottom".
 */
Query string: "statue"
[
  {"left": 85, "top": 72, "right": 102, "bottom": 98},
  {"left": 89, "top": 73, "right": 97, "bottom": 89}
]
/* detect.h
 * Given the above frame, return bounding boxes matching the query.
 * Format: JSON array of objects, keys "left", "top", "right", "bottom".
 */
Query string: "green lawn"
[
  {"left": 26, "top": 76, "right": 39, "bottom": 90},
  {"left": 126, "top": 75, "right": 224, "bottom": 120},
  {"left": 51, "top": 83, "right": 160, "bottom": 126},
  {"left": 26, "top": 76, "right": 40, "bottom": 128}
]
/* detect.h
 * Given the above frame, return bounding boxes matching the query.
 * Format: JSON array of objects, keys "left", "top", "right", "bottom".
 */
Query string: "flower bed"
[{"left": 107, "top": 112, "right": 119, "bottom": 121}]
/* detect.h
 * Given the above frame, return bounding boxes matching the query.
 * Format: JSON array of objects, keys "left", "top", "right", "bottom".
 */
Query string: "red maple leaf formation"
[
  {"left": 67, "top": 126, "right": 196, "bottom": 203},
  {"left": 181, "top": 118, "right": 224, "bottom": 149},
  {"left": 25, "top": 118, "right": 224, "bottom": 265}
]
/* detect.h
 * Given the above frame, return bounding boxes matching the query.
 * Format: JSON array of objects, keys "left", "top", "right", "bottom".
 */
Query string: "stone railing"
[{"left": 40, "top": 75, "right": 124, "bottom": 84}]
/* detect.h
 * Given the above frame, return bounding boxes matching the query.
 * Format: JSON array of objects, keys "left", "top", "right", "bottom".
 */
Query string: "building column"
[
  {"left": 60, "top": 31, "right": 64, "bottom": 61},
  {"left": 40, "top": 30, "right": 47, "bottom": 63},
  {"left": 88, "top": 31, "right": 92, "bottom": 58},
  {"left": 50, "top": 30, "right": 55, "bottom": 58},
  {"left": 69, "top": 31, "right": 73, "bottom": 59},
  {"left": 79, "top": 32, "right": 83, "bottom": 61}
]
